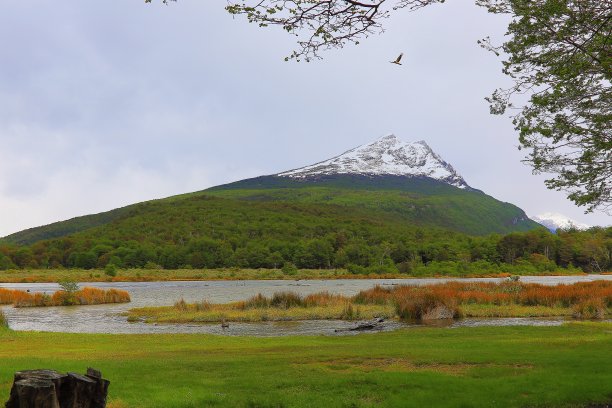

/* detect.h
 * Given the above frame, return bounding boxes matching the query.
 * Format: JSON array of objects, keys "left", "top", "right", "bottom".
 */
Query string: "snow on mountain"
[
  {"left": 531, "top": 212, "right": 591, "bottom": 232},
  {"left": 278, "top": 134, "right": 469, "bottom": 189}
]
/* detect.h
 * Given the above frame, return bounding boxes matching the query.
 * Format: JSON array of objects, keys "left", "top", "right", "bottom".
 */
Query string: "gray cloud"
[{"left": 0, "top": 0, "right": 608, "bottom": 236}]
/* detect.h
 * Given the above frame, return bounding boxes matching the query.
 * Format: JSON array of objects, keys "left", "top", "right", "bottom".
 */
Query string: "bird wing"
[{"left": 396, "top": 53, "right": 403, "bottom": 63}]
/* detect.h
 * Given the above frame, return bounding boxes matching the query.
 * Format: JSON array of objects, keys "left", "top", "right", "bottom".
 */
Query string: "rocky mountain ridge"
[{"left": 278, "top": 134, "right": 469, "bottom": 189}]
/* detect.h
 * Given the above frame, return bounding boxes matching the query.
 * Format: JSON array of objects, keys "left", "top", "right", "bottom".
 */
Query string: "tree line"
[{"left": 1, "top": 226, "right": 610, "bottom": 275}]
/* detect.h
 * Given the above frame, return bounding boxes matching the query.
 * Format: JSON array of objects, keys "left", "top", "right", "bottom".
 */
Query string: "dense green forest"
[
  {"left": 0, "top": 191, "right": 610, "bottom": 275},
  {"left": 206, "top": 175, "right": 541, "bottom": 235}
]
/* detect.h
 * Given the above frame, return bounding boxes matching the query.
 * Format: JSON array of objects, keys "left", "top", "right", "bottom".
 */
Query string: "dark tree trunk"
[{"left": 5, "top": 368, "right": 109, "bottom": 408}]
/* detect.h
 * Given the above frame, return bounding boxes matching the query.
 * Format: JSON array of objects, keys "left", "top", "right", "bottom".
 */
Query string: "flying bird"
[{"left": 390, "top": 53, "right": 403, "bottom": 65}]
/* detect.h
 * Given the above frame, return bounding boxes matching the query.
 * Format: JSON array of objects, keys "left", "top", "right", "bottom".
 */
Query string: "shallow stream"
[{"left": 1, "top": 275, "right": 610, "bottom": 336}]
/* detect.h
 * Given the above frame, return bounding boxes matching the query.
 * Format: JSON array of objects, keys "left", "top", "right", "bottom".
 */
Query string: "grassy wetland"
[
  {"left": 0, "top": 322, "right": 611, "bottom": 407},
  {"left": 127, "top": 280, "right": 612, "bottom": 324},
  {"left": 0, "top": 286, "right": 130, "bottom": 307}
]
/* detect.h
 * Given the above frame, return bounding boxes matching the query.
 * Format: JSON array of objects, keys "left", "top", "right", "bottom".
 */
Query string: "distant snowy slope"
[
  {"left": 531, "top": 212, "right": 591, "bottom": 232},
  {"left": 278, "top": 134, "right": 469, "bottom": 189}
]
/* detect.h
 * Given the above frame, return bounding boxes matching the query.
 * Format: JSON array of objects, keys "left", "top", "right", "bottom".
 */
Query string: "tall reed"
[
  {"left": 0, "top": 288, "right": 15, "bottom": 305},
  {"left": 270, "top": 292, "right": 303, "bottom": 309},
  {"left": 352, "top": 285, "right": 393, "bottom": 305},
  {"left": 0, "top": 309, "right": 7, "bottom": 328},
  {"left": 395, "top": 291, "right": 461, "bottom": 321},
  {"left": 12, "top": 287, "right": 131, "bottom": 308},
  {"left": 572, "top": 298, "right": 606, "bottom": 319},
  {"left": 354, "top": 281, "right": 612, "bottom": 308}
]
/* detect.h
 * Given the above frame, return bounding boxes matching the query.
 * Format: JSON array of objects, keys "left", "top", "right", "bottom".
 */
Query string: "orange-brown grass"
[
  {"left": 303, "top": 291, "right": 346, "bottom": 307},
  {"left": 572, "top": 298, "right": 606, "bottom": 319},
  {"left": 75, "top": 287, "right": 131, "bottom": 305},
  {"left": 128, "top": 282, "right": 612, "bottom": 324},
  {"left": 353, "top": 285, "right": 393, "bottom": 305},
  {"left": 270, "top": 291, "right": 303, "bottom": 309},
  {"left": 241, "top": 293, "right": 270, "bottom": 309},
  {"left": 9, "top": 287, "right": 130, "bottom": 308},
  {"left": 395, "top": 291, "right": 461, "bottom": 320},
  {"left": 354, "top": 281, "right": 612, "bottom": 310},
  {"left": 0, "top": 288, "right": 34, "bottom": 305},
  {"left": 0, "top": 288, "right": 12, "bottom": 304}
]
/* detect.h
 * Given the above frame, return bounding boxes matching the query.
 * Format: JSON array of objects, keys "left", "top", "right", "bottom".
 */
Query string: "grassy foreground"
[
  {"left": 0, "top": 268, "right": 591, "bottom": 283},
  {"left": 0, "top": 324, "right": 611, "bottom": 407}
]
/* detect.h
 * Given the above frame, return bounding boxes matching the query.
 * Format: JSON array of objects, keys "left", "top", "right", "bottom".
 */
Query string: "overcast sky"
[{"left": 0, "top": 0, "right": 609, "bottom": 237}]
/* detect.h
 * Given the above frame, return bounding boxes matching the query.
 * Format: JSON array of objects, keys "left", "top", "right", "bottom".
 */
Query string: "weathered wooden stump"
[{"left": 5, "top": 368, "right": 109, "bottom": 408}]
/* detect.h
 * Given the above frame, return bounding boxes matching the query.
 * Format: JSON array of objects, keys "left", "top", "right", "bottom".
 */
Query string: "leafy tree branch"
[{"left": 225, "top": 0, "right": 444, "bottom": 61}]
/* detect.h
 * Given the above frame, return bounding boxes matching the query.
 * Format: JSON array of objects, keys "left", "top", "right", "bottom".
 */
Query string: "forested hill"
[
  {"left": 3, "top": 174, "right": 538, "bottom": 246},
  {"left": 3, "top": 135, "right": 543, "bottom": 245},
  {"left": 0, "top": 173, "right": 610, "bottom": 273},
  {"left": 2, "top": 206, "right": 138, "bottom": 246},
  {"left": 205, "top": 174, "right": 539, "bottom": 235}
]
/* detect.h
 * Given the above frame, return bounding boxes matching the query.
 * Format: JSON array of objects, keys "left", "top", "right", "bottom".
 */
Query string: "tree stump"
[{"left": 5, "top": 368, "right": 109, "bottom": 408}]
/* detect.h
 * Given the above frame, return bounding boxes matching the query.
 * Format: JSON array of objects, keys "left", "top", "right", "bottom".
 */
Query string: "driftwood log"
[
  {"left": 334, "top": 318, "right": 386, "bottom": 333},
  {"left": 5, "top": 368, "right": 109, "bottom": 408}
]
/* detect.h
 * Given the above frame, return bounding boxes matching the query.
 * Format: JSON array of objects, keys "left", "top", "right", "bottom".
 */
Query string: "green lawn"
[{"left": 1, "top": 324, "right": 611, "bottom": 407}]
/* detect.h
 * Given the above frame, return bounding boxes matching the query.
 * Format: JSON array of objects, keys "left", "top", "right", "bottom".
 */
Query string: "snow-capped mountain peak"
[
  {"left": 278, "top": 134, "right": 469, "bottom": 189},
  {"left": 531, "top": 212, "right": 591, "bottom": 232}
]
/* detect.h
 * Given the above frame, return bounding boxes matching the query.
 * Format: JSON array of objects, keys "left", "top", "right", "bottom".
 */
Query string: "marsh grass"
[
  {"left": 130, "top": 292, "right": 392, "bottom": 323},
  {"left": 242, "top": 293, "right": 270, "bottom": 309},
  {"left": 395, "top": 291, "right": 461, "bottom": 320},
  {"left": 0, "top": 289, "right": 13, "bottom": 305},
  {"left": 361, "top": 281, "right": 612, "bottom": 320},
  {"left": 130, "top": 303, "right": 392, "bottom": 323},
  {"left": 356, "top": 281, "right": 612, "bottom": 309},
  {"left": 270, "top": 292, "right": 303, "bottom": 309},
  {"left": 572, "top": 298, "right": 606, "bottom": 319},
  {"left": 1, "top": 287, "right": 130, "bottom": 308},
  {"left": 129, "top": 281, "right": 612, "bottom": 324},
  {"left": 0, "top": 309, "right": 7, "bottom": 328},
  {"left": 173, "top": 298, "right": 212, "bottom": 312},
  {"left": 174, "top": 298, "right": 188, "bottom": 311}
]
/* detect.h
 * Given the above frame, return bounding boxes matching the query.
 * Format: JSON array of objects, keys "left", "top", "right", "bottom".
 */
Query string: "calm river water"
[{"left": 1, "top": 275, "right": 610, "bottom": 336}]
